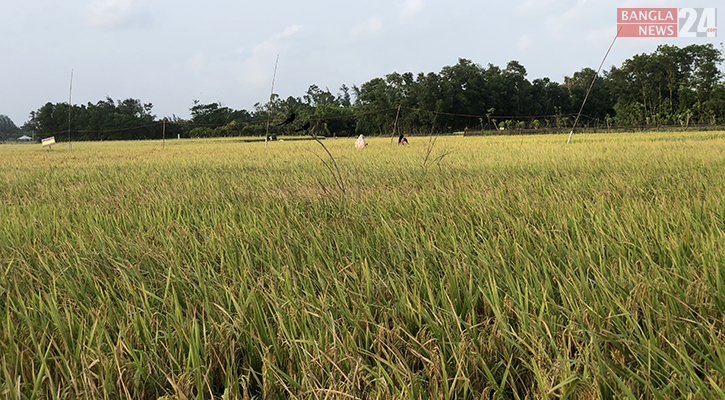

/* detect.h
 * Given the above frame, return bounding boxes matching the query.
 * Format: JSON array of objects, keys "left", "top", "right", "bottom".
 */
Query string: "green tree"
[
  {"left": 355, "top": 77, "right": 400, "bottom": 135},
  {"left": 190, "top": 101, "right": 233, "bottom": 126},
  {"left": 28, "top": 98, "right": 158, "bottom": 141},
  {"left": 0, "top": 115, "right": 20, "bottom": 140},
  {"left": 607, "top": 43, "right": 724, "bottom": 126},
  {"left": 303, "top": 85, "right": 337, "bottom": 107}
]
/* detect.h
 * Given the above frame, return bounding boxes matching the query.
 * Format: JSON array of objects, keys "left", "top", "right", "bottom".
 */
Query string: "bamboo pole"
[
  {"left": 390, "top": 105, "right": 401, "bottom": 145},
  {"left": 68, "top": 69, "right": 73, "bottom": 152},
  {"left": 265, "top": 54, "right": 280, "bottom": 149},
  {"left": 567, "top": 26, "right": 621, "bottom": 144}
]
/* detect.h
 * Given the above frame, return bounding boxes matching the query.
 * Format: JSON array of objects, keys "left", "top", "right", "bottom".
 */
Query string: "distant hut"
[{"left": 17, "top": 135, "right": 32, "bottom": 141}]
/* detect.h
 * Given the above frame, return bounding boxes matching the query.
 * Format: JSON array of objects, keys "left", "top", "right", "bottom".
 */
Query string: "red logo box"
[{"left": 617, "top": 8, "right": 678, "bottom": 37}]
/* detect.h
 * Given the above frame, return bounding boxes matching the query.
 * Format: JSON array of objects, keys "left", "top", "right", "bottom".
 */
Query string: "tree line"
[{"left": 12, "top": 43, "right": 725, "bottom": 142}]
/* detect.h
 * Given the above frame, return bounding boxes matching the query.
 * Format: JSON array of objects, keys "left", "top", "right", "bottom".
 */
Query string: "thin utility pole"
[
  {"left": 265, "top": 54, "right": 280, "bottom": 149},
  {"left": 162, "top": 118, "right": 166, "bottom": 150},
  {"left": 68, "top": 69, "right": 73, "bottom": 151}
]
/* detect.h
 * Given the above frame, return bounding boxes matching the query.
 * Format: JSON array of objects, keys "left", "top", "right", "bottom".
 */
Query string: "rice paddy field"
[{"left": 1, "top": 131, "right": 725, "bottom": 399}]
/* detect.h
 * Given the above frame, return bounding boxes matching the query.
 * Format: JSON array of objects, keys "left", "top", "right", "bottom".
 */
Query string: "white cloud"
[
  {"left": 238, "top": 25, "right": 302, "bottom": 86},
  {"left": 517, "top": 0, "right": 557, "bottom": 16},
  {"left": 543, "top": 0, "right": 602, "bottom": 33},
  {"left": 517, "top": 35, "right": 533, "bottom": 51},
  {"left": 586, "top": 24, "right": 617, "bottom": 46},
  {"left": 84, "top": 0, "right": 152, "bottom": 29},
  {"left": 621, "top": 0, "right": 677, "bottom": 7},
  {"left": 272, "top": 25, "right": 302, "bottom": 41},
  {"left": 399, "top": 0, "right": 423, "bottom": 17},
  {"left": 351, "top": 16, "right": 383, "bottom": 36}
]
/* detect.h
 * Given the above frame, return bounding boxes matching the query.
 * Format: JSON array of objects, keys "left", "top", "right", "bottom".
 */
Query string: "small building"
[{"left": 17, "top": 135, "right": 32, "bottom": 141}]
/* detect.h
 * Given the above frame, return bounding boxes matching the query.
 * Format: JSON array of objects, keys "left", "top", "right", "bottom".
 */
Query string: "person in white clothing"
[{"left": 355, "top": 134, "right": 367, "bottom": 148}]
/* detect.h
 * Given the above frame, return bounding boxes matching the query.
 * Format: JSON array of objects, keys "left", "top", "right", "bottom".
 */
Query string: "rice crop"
[{"left": 1, "top": 132, "right": 724, "bottom": 399}]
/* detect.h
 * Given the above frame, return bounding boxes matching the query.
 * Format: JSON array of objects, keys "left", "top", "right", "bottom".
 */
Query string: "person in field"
[
  {"left": 355, "top": 134, "right": 367, "bottom": 148},
  {"left": 398, "top": 133, "right": 408, "bottom": 145}
]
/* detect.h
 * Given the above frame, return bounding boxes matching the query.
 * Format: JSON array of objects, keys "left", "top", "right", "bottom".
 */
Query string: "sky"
[{"left": 1, "top": 0, "right": 723, "bottom": 126}]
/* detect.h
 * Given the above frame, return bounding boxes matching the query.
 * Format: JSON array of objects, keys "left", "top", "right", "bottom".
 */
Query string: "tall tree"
[{"left": 607, "top": 43, "right": 724, "bottom": 125}]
